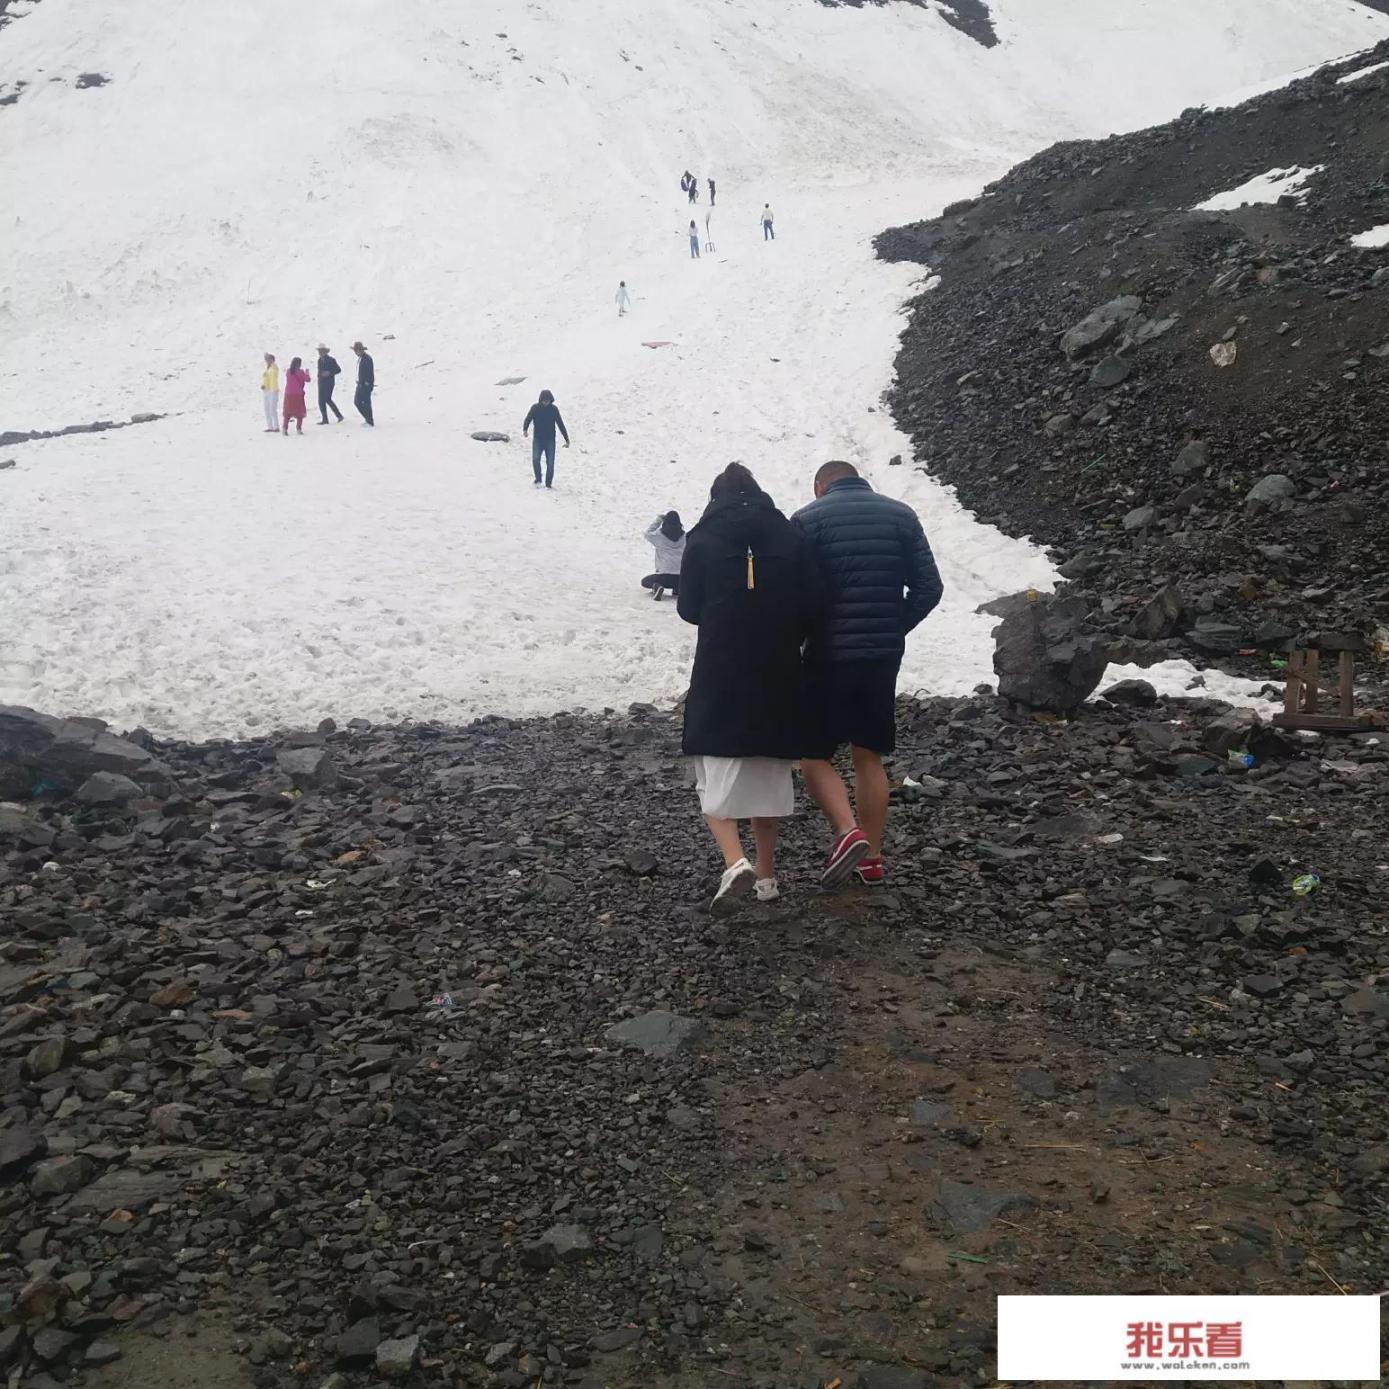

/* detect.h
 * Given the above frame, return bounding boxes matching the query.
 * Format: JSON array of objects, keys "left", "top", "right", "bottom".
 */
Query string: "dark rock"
[
  {"left": 1245, "top": 474, "right": 1296, "bottom": 508},
  {"left": 1170, "top": 440, "right": 1209, "bottom": 477},
  {"left": 1122, "top": 505, "right": 1156, "bottom": 532},
  {"left": 1090, "top": 355, "right": 1133, "bottom": 389},
  {"left": 30, "top": 1155, "right": 95, "bottom": 1197},
  {"left": 470, "top": 431, "right": 511, "bottom": 443},
  {"left": 0, "top": 705, "right": 170, "bottom": 798},
  {"left": 1243, "top": 975, "right": 1283, "bottom": 998},
  {"left": 1060, "top": 296, "right": 1142, "bottom": 359},
  {"left": 336, "top": 1318, "right": 381, "bottom": 1366},
  {"left": 992, "top": 593, "right": 1109, "bottom": 714},
  {"left": 1131, "top": 586, "right": 1184, "bottom": 640},
  {"left": 1101, "top": 678, "right": 1157, "bottom": 707},
  {"left": 591, "top": 1327, "right": 641, "bottom": 1353},
  {"left": 75, "top": 771, "right": 144, "bottom": 805},
  {"left": 1018, "top": 1066, "right": 1056, "bottom": 1099},
  {"left": 931, "top": 1179, "right": 1036, "bottom": 1233},
  {"left": 376, "top": 1333, "right": 420, "bottom": 1380},
  {"left": 276, "top": 747, "right": 338, "bottom": 790},
  {"left": 605, "top": 1010, "right": 705, "bottom": 1059}
]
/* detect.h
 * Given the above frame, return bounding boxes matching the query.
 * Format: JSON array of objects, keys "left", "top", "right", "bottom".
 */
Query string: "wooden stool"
[{"left": 1272, "top": 638, "right": 1375, "bottom": 733}]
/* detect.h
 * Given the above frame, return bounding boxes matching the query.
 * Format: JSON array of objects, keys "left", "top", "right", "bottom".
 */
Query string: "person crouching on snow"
[
  {"left": 677, "top": 463, "right": 824, "bottom": 911},
  {"left": 641, "top": 511, "right": 685, "bottom": 600}
]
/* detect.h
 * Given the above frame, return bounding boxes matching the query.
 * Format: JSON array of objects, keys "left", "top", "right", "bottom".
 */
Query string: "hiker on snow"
[
  {"left": 688, "top": 176, "right": 699, "bottom": 205},
  {"left": 708, "top": 176, "right": 716, "bottom": 206},
  {"left": 522, "top": 388, "right": 570, "bottom": 489},
  {"left": 678, "top": 463, "right": 823, "bottom": 911},
  {"left": 316, "top": 345, "right": 343, "bottom": 423},
  {"left": 681, "top": 170, "right": 692, "bottom": 195},
  {"left": 689, "top": 220, "right": 701, "bottom": 259},
  {"left": 761, "top": 203, "right": 775, "bottom": 240},
  {"left": 352, "top": 341, "right": 374, "bottom": 426},
  {"left": 641, "top": 511, "right": 685, "bottom": 601},
  {"left": 260, "top": 353, "right": 279, "bottom": 433},
  {"left": 616, "top": 280, "right": 632, "bottom": 316},
  {"left": 281, "top": 356, "right": 310, "bottom": 435}
]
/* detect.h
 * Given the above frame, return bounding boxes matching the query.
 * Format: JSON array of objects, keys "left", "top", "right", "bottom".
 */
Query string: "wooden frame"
[{"left": 1272, "top": 647, "right": 1375, "bottom": 732}]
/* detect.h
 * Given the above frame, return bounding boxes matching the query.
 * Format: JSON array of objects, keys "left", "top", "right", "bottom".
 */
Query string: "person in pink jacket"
[{"left": 282, "top": 357, "right": 310, "bottom": 434}]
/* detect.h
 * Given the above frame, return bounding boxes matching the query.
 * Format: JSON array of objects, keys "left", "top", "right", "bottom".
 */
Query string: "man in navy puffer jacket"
[{"left": 793, "top": 461, "right": 943, "bottom": 887}]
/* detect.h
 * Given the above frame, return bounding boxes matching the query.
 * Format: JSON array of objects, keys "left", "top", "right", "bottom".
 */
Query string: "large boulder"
[
  {"left": 992, "top": 594, "right": 1109, "bottom": 715},
  {"left": 0, "top": 706, "right": 170, "bottom": 800}
]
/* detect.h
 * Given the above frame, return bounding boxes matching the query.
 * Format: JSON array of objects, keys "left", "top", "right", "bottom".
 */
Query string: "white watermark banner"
[{"left": 997, "top": 1294, "right": 1382, "bottom": 1381}]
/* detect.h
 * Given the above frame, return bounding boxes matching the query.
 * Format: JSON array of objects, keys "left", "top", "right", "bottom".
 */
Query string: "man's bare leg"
[{"left": 851, "top": 745, "right": 890, "bottom": 857}]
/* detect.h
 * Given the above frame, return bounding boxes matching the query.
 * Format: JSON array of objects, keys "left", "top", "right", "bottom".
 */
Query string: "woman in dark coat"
[{"left": 678, "top": 463, "right": 824, "bottom": 910}]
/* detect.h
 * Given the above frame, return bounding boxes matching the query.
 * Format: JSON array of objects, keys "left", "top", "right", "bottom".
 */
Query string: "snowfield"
[{"left": 1, "top": 0, "right": 1383, "bottom": 737}]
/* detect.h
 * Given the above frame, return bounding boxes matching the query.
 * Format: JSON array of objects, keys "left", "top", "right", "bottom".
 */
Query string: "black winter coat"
[
  {"left": 523, "top": 402, "right": 569, "bottom": 447},
  {"left": 792, "top": 477, "right": 943, "bottom": 663},
  {"left": 356, "top": 352, "right": 375, "bottom": 389},
  {"left": 317, "top": 355, "right": 340, "bottom": 382},
  {"left": 678, "top": 492, "right": 824, "bottom": 759}
]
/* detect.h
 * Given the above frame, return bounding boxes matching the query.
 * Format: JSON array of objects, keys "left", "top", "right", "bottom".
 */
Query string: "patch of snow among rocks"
[
  {"left": 1194, "top": 165, "right": 1323, "bottom": 211},
  {"left": 1350, "top": 223, "right": 1389, "bottom": 249},
  {"left": 1337, "top": 60, "right": 1389, "bottom": 83}
]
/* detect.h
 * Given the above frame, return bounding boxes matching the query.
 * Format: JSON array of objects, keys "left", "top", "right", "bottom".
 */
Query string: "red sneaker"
[
  {"left": 822, "top": 827, "right": 870, "bottom": 888},
  {"left": 854, "top": 856, "right": 885, "bottom": 886}
]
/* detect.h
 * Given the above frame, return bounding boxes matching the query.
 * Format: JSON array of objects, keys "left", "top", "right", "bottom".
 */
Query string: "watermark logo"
[{"left": 998, "top": 1295, "right": 1380, "bottom": 1381}]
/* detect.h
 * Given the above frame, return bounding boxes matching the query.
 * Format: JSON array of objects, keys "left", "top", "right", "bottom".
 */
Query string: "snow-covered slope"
[{"left": 1, "top": 0, "right": 1383, "bottom": 736}]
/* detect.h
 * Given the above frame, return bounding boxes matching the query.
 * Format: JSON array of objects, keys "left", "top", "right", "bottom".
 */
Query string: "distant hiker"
[
  {"left": 704, "top": 210, "right": 714, "bottom": 252},
  {"left": 708, "top": 176, "right": 716, "bottom": 206},
  {"left": 681, "top": 170, "right": 692, "bottom": 194},
  {"left": 761, "top": 203, "right": 775, "bottom": 240},
  {"left": 616, "top": 280, "right": 632, "bottom": 316},
  {"left": 689, "top": 176, "right": 700, "bottom": 205},
  {"left": 522, "top": 388, "right": 570, "bottom": 489},
  {"left": 678, "top": 463, "right": 823, "bottom": 910},
  {"left": 793, "top": 460, "right": 944, "bottom": 888},
  {"left": 316, "top": 345, "right": 343, "bottom": 424},
  {"left": 260, "top": 353, "right": 279, "bottom": 433},
  {"left": 281, "top": 356, "right": 310, "bottom": 435},
  {"left": 641, "top": 511, "right": 686, "bottom": 600},
  {"left": 689, "top": 220, "right": 701, "bottom": 259},
  {"left": 351, "top": 341, "right": 374, "bottom": 426}
]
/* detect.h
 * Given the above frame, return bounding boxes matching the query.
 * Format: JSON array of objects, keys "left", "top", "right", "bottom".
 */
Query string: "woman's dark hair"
[
  {"left": 538, "top": 389, "right": 554, "bottom": 404},
  {"left": 709, "top": 462, "right": 761, "bottom": 500},
  {"left": 659, "top": 510, "right": 684, "bottom": 542},
  {"left": 289, "top": 356, "right": 302, "bottom": 372}
]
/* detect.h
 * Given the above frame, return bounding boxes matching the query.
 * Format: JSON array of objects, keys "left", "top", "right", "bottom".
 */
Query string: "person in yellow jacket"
[{"left": 260, "top": 353, "right": 279, "bottom": 433}]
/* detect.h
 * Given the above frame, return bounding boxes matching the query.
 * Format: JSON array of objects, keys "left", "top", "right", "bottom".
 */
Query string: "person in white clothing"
[
  {"left": 761, "top": 203, "right": 775, "bottom": 240},
  {"left": 641, "top": 511, "right": 685, "bottom": 600},
  {"left": 615, "top": 280, "right": 632, "bottom": 316},
  {"left": 260, "top": 353, "right": 279, "bottom": 433}
]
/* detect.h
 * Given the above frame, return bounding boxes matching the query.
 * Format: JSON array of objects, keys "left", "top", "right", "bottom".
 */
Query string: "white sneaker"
[
  {"left": 754, "top": 878, "right": 779, "bottom": 902},
  {"left": 711, "top": 858, "right": 756, "bottom": 913}
]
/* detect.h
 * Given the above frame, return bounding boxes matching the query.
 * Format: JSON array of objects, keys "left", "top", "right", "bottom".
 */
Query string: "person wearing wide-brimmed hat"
[
  {"left": 315, "top": 345, "right": 343, "bottom": 424},
  {"left": 351, "top": 340, "right": 375, "bottom": 426}
]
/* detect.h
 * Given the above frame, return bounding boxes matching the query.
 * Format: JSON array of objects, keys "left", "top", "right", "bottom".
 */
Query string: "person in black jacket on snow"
[
  {"left": 522, "top": 389, "right": 571, "bottom": 488},
  {"left": 316, "top": 345, "right": 343, "bottom": 424},
  {"left": 351, "top": 341, "right": 374, "bottom": 425},
  {"left": 678, "top": 463, "right": 824, "bottom": 911},
  {"left": 793, "top": 460, "right": 943, "bottom": 888}
]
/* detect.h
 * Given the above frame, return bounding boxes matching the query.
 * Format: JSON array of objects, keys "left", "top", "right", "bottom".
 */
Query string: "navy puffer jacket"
[{"left": 793, "top": 477, "right": 944, "bottom": 663}]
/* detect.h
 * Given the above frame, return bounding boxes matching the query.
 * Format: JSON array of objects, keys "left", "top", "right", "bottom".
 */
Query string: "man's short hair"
[{"left": 815, "top": 460, "right": 859, "bottom": 489}]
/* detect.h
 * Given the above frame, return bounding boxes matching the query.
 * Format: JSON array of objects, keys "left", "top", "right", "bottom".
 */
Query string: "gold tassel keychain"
[{"left": 746, "top": 546, "right": 755, "bottom": 590}]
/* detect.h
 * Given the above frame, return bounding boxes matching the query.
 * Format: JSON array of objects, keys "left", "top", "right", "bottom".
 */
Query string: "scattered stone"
[
  {"left": 276, "top": 746, "right": 338, "bottom": 790},
  {"left": 0, "top": 705, "right": 170, "bottom": 798},
  {"left": 1090, "top": 354, "right": 1132, "bottom": 388},
  {"left": 335, "top": 1318, "right": 381, "bottom": 1366},
  {"left": 1245, "top": 473, "right": 1296, "bottom": 508},
  {"left": 375, "top": 1333, "right": 420, "bottom": 1380},
  {"left": 1122, "top": 505, "right": 1156, "bottom": 532},
  {"left": 1059, "top": 296, "right": 1142, "bottom": 359},
  {"left": 605, "top": 1010, "right": 705, "bottom": 1059},
  {"left": 592, "top": 1327, "right": 641, "bottom": 1352},
  {"left": 930, "top": 1180, "right": 1036, "bottom": 1233},
  {"left": 1101, "top": 678, "right": 1158, "bottom": 707},
  {"left": 470, "top": 431, "right": 511, "bottom": 442},
  {"left": 29, "top": 1155, "right": 95, "bottom": 1197},
  {"left": 75, "top": 771, "right": 144, "bottom": 805}
]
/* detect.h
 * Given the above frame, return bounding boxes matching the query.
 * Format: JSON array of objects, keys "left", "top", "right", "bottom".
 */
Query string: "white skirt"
[{"left": 693, "top": 756, "right": 795, "bottom": 819}]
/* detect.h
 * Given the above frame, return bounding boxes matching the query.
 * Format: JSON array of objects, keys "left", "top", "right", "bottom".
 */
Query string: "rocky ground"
[
  {"left": 877, "top": 39, "right": 1389, "bottom": 680},
  {"left": 2, "top": 695, "right": 1386, "bottom": 1388}
]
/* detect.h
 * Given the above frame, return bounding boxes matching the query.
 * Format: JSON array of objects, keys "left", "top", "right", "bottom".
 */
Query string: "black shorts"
[{"left": 803, "top": 659, "right": 901, "bottom": 759}]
